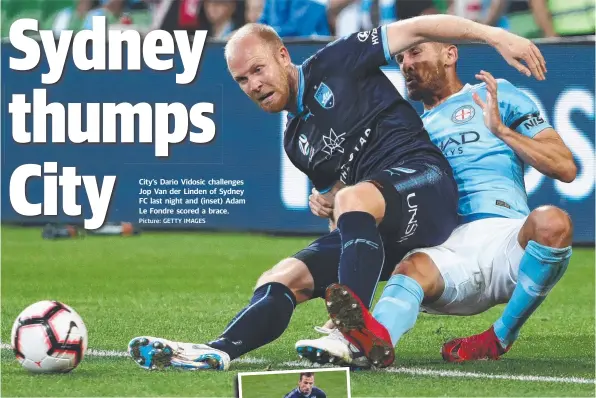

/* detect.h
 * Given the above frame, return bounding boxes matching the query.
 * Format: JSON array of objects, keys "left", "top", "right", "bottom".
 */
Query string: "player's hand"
[
  {"left": 473, "top": 70, "right": 506, "bottom": 137},
  {"left": 309, "top": 188, "right": 334, "bottom": 218},
  {"left": 492, "top": 29, "right": 546, "bottom": 81}
]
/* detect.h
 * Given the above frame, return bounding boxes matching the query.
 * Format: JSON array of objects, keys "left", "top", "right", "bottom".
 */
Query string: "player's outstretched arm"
[
  {"left": 474, "top": 71, "right": 577, "bottom": 183},
  {"left": 384, "top": 15, "right": 546, "bottom": 80}
]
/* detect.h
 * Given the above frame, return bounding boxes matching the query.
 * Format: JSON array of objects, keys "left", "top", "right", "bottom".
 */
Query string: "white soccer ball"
[{"left": 11, "top": 300, "right": 88, "bottom": 373}]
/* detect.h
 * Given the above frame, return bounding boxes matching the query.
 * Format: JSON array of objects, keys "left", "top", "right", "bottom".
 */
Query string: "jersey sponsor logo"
[
  {"left": 510, "top": 112, "right": 543, "bottom": 130},
  {"left": 298, "top": 134, "right": 310, "bottom": 157},
  {"left": 522, "top": 115, "right": 545, "bottom": 130},
  {"left": 451, "top": 105, "right": 475, "bottom": 124},
  {"left": 371, "top": 28, "right": 380, "bottom": 45},
  {"left": 321, "top": 128, "right": 346, "bottom": 156},
  {"left": 314, "top": 82, "right": 335, "bottom": 109},
  {"left": 339, "top": 128, "right": 372, "bottom": 183},
  {"left": 438, "top": 131, "right": 480, "bottom": 156}
]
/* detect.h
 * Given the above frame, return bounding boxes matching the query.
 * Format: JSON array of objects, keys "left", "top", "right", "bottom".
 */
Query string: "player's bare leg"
[
  {"left": 325, "top": 252, "right": 444, "bottom": 367},
  {"left": 442, "top": 205, "right": 573, "bottom": 362},
  {"left": 129, "top": 258, "right": 314, "bottom": 371}
]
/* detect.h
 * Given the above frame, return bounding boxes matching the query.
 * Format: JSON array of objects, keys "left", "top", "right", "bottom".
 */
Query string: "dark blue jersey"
[
  {"left": 283, "top": 387, "right": 327, "bottom": 398},
  {"left": 283, "top": 26, "right": 449, "bottom": 192}
]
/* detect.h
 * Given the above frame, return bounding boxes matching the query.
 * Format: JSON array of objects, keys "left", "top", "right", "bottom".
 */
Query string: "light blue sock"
[
  {"left": 494, "top": 240, "right": 572, "bottom": 348},
  {"left": 372, "top": 274, "right": 424, "bottom": 347}
]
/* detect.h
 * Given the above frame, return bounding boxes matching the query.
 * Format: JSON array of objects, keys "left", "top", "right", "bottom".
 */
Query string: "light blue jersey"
[{"left": 421, "top": 79, "right": 551, "bottom": 223}]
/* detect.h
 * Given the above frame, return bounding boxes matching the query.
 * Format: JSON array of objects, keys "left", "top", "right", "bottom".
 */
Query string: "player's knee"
[
  {"left": 255, "top": 258, "right": 315, "bottom": 304},
  {"left": 527, "top": 206, "right": 573, "bottom": 248},
  {"left": 391, "top": 253, "right": 444, "bottom": 302},
  {"left": 333, "top": 183, "right": 385, "bottom": 222},
  {"left": 333, "top": 186, "right": 366, "bottom": 213},
  {"left": 255, "top": 258, "right": 300, "bottom": 287}
]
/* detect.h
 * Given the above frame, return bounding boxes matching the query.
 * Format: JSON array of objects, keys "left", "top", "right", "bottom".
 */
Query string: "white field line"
[{"left": 2, "top": 343, "right": 594, "bottom": 385}]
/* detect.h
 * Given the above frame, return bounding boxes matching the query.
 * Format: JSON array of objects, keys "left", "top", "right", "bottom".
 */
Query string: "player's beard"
[
  {"left": 407, "top": 60, "right": 447, "bottom": 103},
  {"left": 258, "top": 60, "right": 290, "bottom": 113}
]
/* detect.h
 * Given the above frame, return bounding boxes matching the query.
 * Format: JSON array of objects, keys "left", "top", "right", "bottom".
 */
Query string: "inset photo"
[{"left": 237, "top": 367, "right": 351, "bottom": 398}]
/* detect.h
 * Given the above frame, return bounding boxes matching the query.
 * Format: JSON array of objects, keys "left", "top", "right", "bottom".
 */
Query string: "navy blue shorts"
[{"left": 293, "top": 161, "right": 458, "bottom": 298}]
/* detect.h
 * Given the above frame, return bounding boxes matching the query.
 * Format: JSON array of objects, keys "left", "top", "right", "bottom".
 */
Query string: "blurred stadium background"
[
  {"left": 1, "top": 0, "right": 594, "bottom": 244},
  {"left": 1, "top": 0, "right": 594, "bottom": 40}
]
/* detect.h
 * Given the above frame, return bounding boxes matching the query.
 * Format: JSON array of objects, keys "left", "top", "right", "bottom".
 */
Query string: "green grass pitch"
[
  {"left": 239, "top": 369, "right": 349, "bottom": 398},
  {"left": 1, "top": 226, "right": 594, "bottom": 397}
]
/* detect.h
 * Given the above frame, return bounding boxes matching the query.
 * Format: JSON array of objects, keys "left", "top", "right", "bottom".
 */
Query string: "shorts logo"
[
  {"left": 298, "top": 134, "right": 310, "bottom": 156},
  {"left": 397, "top": 193, "right": 418, "bottom": 243},
  {"left": 357, "top": 31, "right": 370, "bottom": 42},
  {"left": 496, "top": 200, "right": 511, "bottom": 209},
  {"left": 314, "top": 82, "right": 335, "bottom": 109},
  {"left": 451, "top": 105, "right": 475, "bottom": 124},
  {"left": 385, "top": 167, "right": 417, "bottom": 176}
]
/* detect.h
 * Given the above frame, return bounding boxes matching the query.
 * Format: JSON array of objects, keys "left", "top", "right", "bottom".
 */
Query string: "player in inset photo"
[{"left": 284, "top": 372, "right": 326, "bottom": 398}]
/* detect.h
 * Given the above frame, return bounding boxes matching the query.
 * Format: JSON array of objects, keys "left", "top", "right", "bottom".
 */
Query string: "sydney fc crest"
[
  {"left": 314, "top": 83, "right": 335, "bottom": 109},
  {"left": 451, "top": 105, "right": 475, "bottom": 124}
]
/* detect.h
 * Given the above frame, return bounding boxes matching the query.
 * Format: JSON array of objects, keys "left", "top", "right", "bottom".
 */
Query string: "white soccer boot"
[
  {"left": 295, "top": 327, "right": 371, "bottom": 369},
  {"left": 128, "top": 336, "right": 230, "bottom": 371}
]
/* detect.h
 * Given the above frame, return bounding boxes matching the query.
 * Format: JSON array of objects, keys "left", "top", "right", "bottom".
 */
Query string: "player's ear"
[
  {"left": 445, "top": 44, "right": 458, "bottom": 68},
  {"left": 277, "top": 45, "right": 292, "bottom": 67}
]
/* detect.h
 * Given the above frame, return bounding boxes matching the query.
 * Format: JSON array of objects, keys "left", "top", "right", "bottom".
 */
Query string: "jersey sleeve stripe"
[
  {"left": 318, "top": 185, "right": 334, "bottom": 194},
  {"left": 508, "top": 111, "right": 539, "bottom": 130},
  {"left": 381, "top": 25, "right": 392, "bottom": 63},
  {"left": 296, "top": 65, "right": 306, "bottom": 115}
]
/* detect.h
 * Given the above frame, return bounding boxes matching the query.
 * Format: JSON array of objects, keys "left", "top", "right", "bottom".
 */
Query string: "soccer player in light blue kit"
[{"left": 297, "top": 41, "right": 577, "bottom": 367}]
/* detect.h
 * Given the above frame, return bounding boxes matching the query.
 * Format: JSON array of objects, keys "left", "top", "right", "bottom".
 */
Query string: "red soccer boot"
[
  {"left": 324, "top": 283, "right": 395, "bottom": 368},
  {"left": 441, "top": 326, "right": 511, "bottom": 363}
]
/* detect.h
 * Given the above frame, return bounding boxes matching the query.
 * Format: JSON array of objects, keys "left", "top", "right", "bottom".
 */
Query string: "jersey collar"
[
  {"left": 422, "top": 83, "right": 472, "bottom": 116},
  {"left": 288, "top": 65, "right": 305, "bottom": 118},
  {"left": 453, "top": 83, "right": 473, "bottom": 98}
]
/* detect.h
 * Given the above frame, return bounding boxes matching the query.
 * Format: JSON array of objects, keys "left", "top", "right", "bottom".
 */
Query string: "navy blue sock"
[
  {"left": 208, "top": 282, "right": 296, "bottom": 360},
  {"left": 337, "top": 211, "right": 384, "bottom": 308}
]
